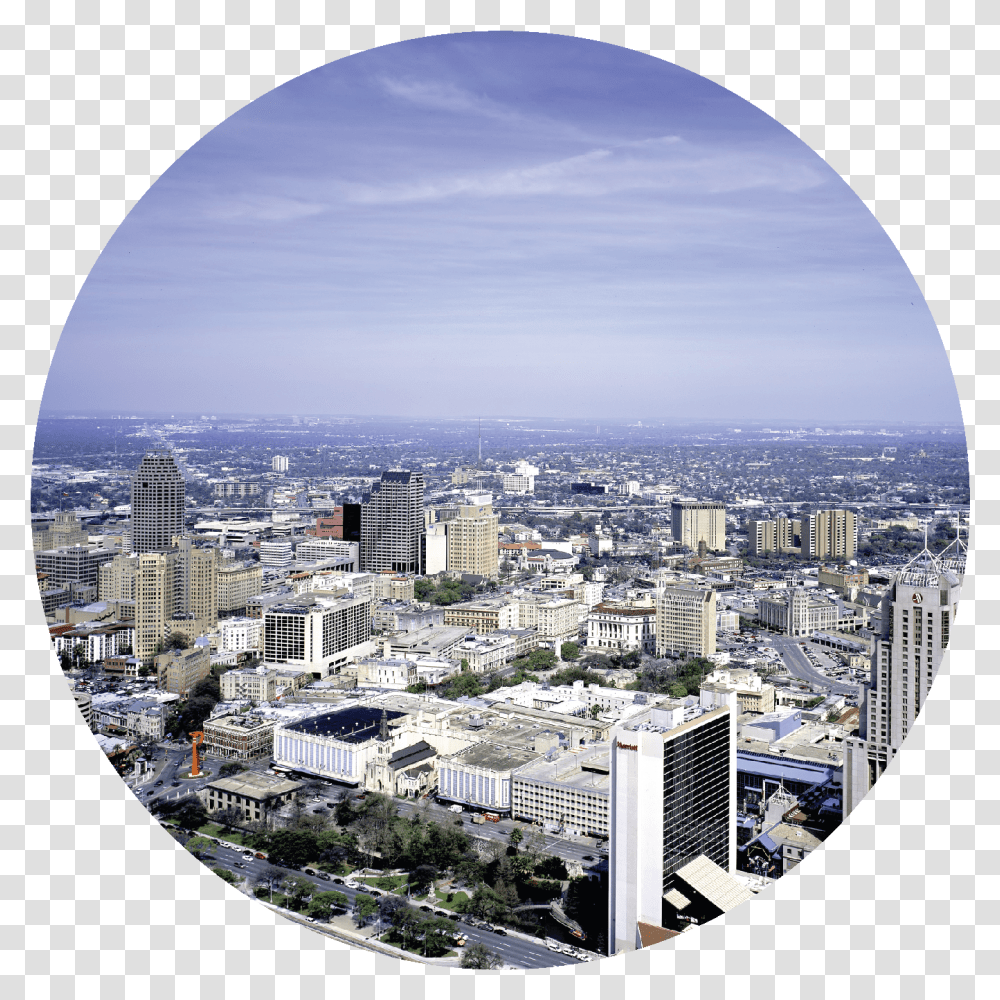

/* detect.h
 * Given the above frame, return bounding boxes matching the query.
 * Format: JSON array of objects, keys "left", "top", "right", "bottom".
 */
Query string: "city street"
[
  {"left": 772, "top": 636, "right": 860, "bottom": 698},
  {"left": 201, "top": 845, "right": 583, "bottom": 968}
]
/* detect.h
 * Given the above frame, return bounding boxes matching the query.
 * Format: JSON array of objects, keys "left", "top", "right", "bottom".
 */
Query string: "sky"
[{"left": 42, "top": 32, "right": 962, "bottom": 424}]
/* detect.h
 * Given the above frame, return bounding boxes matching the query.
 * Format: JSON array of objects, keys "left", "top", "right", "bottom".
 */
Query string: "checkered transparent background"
[{"left": 2, "top": 2, "right": 997, "bottom": 997}]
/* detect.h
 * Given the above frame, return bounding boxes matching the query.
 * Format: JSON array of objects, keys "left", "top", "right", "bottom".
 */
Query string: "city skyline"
[{"left": 40, "top": 31, "right": 961, "bottom": 425}]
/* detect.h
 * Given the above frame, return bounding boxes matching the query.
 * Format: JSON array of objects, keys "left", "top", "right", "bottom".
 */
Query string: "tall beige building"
[
  {"left": 102, "top": 541, "right": 219, "bottom": 664},
  {"left": 801, "top": 509, "right": 856, "bottom": 560},
  {"left": 217, "top": 560, "right": 264, "bottom": 615},
  {"left": 446, "top": 500, "right": 500, "bottom": 579},
  {"left": 671, "top": 501, "right": 726, "bottom": 553},
  {"left": 655, "top": 585, "right": 717, "bottom": 658},
  {"left": 747, "top": 516, "right": 800, "bottom": 555}
]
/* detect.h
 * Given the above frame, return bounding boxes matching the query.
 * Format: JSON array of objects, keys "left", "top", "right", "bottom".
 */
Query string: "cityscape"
[
  {"left": 32, "top": 413, "right": 968, "bottom": 966},
  {"left": 29, "top": 28, "right": 970, "bottom": 972}
]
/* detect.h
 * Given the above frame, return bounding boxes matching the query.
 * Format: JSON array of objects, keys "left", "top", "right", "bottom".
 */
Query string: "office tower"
[
  {"left": 272, "top": 455, "right": 288, "bottom": 473},
  {"left": 360, "top": 470, "right": 424, "bottom": 574},
  {"left": 801, "top": 509, "right": 857, "bottom": 560},
  {"left": 446, "top": 498, "right": 500, "bottom": 578},
  {"left": 671, "top": 501, "right": 726, "bottom": 552},
  {"left": 843, "top": 545, "right": 962, "bottom": 818},
  {"left": 608, "top": 703, "right": 736, "bottom": 954},
  {"left": 655, "top": 585, "right": 717, "bottom": 657},
  {"left": 130, "top": 450, "right": 185, "bottom": 553}
]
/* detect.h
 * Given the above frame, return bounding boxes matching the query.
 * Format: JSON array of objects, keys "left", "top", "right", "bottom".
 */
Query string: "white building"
[
  {"left": 263, "top": 593, "right": 373, "bottom": 678},
  {"left": 609, "top": 704, "right": 735, "bottom": 954},
  {"left": 218, "top": 616, "right": 263, "bottom": 653},
  {"left": 586, "top": 595, "right": 657, "bottom": 653},
  {"left": 438, "top": 741, "right": 540, "bottom": 815},
  {"left": 273, "top": 705, "right": 406, "bottom": 786},
  {"left": 259, "top": 540, "right": 293, "bottom": 569},
  {"left": 295, "top": 538, "right": 360, "bottom": 571}
]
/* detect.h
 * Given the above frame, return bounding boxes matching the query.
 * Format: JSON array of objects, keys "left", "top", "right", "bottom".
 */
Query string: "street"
[{"left": 772, "top": 636, "right": 860, "bottom": 698}]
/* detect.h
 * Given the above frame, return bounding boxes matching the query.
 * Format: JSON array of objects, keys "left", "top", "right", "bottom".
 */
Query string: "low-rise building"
[
  {"left": 511, "top": 744, "right": 611, "bottom": 836},
  {"left": 586, "top": 594, "right": 657, "bottom": 653},
  {"left": 438, "top": 741, "right": 541, "bottom": 815},
  {"left": 202, "top": 713, "right": 276, "bottom": 760},
  {"left": 199, "top": 771, "right": 302, "bottom": 824},
  {"left": 220, "top": 665, "right": 279, "bottom": 703}
]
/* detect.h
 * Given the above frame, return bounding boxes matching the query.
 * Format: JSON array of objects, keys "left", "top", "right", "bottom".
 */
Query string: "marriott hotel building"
[{"left": 608, "top": 703, "right": 736, "bottom": 954}]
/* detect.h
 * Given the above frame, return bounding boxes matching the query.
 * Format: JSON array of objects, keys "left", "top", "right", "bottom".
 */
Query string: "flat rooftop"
[{"left": 444, "top": 741, "right": 540, "bottom": 772}]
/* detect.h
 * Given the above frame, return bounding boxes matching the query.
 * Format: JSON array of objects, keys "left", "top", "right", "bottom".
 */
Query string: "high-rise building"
[
  {"left": 843, "top": 546, "right": 962, "bottom": 818},
  {"left": 361, "top": 470, "right": 424, "bottom": 574},
  {"left": 272, "top": 455, "right": 288, "bottom": 473},
  {"left": 608, "top": 703, "right": 735, "bottom": 954},
  {"left": 130, "top": 451, "right": 185, "bottom": 554},
  {"left": 671, "top": 501, "right": 726, "bottom": 552},
  {"left": 655, "top": 585, "right": 717, "bottom": 658},
  {"left": 801, "top": 509, "right": 856, "bottom": 560},
  {"left": 446, "top": 499, "right": 500, "bottom": 578}
]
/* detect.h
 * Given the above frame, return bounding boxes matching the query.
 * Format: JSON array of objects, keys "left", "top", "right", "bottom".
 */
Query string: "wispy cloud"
[
  {"left": 345, "top": 135, "right": 828, "bottom": 205},
  {"left": 204, "top": 194, "right": 328, "bottom": 222},
  {"left": 380, "top": 77, "right": 524, "bottom": 123}
]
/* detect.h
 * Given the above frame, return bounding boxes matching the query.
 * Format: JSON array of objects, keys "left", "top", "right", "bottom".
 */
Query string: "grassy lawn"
[
  {"left": 358, "top": 874, "right": 410, "bottom": 892},
  {"left": 432, "top": 888, "right": 469, "bottom": 911}
]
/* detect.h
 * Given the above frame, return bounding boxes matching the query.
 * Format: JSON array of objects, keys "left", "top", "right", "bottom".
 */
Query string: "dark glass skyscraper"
[
  {"left": 130, "top": 450, "right": 185, "bottom": 553},
  {"left": 360, "top": 470, "right": 424, "bottom": 573}
]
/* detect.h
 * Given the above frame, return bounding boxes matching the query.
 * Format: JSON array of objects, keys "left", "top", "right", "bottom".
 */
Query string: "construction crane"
[{"left": 189, "top": 730, "right": 205, "bottom": 777}]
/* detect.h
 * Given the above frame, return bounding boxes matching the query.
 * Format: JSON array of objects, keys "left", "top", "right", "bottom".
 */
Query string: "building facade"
[
  {"left": 670, "top": 501, "right": 727, "bottom": 553},
  {"left": 130, "top": 450, "right": 185, "bottom": 553},
  {"left": 655, "top": 585, "right": 717, "bottom": 658},
  {"left": 361, "top": 470, "right": 424, "bottom": 574},
  {"left": 608, "top": 704, "right": 735, "bottom": 954},
  {"left": 801, "top": 509, "right": 857, "bottom": 560},
  {"left": 843, "top": 547, "right": 962, "bottom": 818}
]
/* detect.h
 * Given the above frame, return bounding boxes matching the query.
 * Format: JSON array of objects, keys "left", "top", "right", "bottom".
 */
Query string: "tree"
[
  {"left": 212, "top": 866, "right": 239, "bottom": 885},
  {"left": 164, "top": 632, "right": 192, "bottom": 651},
  {"left": 353, "top": 892, "right": 378, "bottom": 927},
  {"left": 307, "top": 890, "right": 348, "bottom": 920},
  {"left": 185, "top": 836, "right": 215, "bottom": 860},
  {"left": 461, "top": 942, "right": 504, "bottom": 969},
  {"left": 409, "top": 863, "right": 438, "bottom": 897},
  {"left": 560, "top": 642, "right": 580, "bottom": 662},
  {"left": 282, "top": 875, "right": 314, "bottom": 911}
]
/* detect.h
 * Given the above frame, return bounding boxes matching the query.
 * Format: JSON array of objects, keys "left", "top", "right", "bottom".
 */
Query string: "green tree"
[
  {"left": 353, "top": 893, "right": 378, "bottom": 927},
  {"left": 560, "top": 642, "right": 580, "bottom": 661},
  {"left": 164, "top": 631, "right": 192, "bottom": 651},
  {"left": 212, "top": 866, "right": 239, "bottom": 885},
  {"left": 282, "top": 875, "right": 314, "bottom": 911},
  {"left": 185, "top": 836, "right": 215, "bottom": 860},
  {"left": 461, "top": 942, "right": 504, "bottom": 969}
]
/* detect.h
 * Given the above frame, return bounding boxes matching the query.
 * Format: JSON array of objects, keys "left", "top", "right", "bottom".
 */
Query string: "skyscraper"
[
  {"left": 360, "top": 470, "right": 424, "bottom": 574},
  {"left": 130, "top": 450, "right": 185, "bottom": 553},
  {"left": 608, "top": 703, "right": 735, "bottom": 954},
  {"left": 843, "top": 545, "right": 962, "bottom": 817}
]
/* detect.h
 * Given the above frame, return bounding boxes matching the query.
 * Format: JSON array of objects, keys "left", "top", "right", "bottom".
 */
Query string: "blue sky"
[{"left": 44, "top": 32, "right": 961, "bottom": 424}]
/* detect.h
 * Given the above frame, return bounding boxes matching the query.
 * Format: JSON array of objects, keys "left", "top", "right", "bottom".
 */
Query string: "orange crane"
[{"left": 189, "top": 730, "right": 205, "bottom": 777}]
